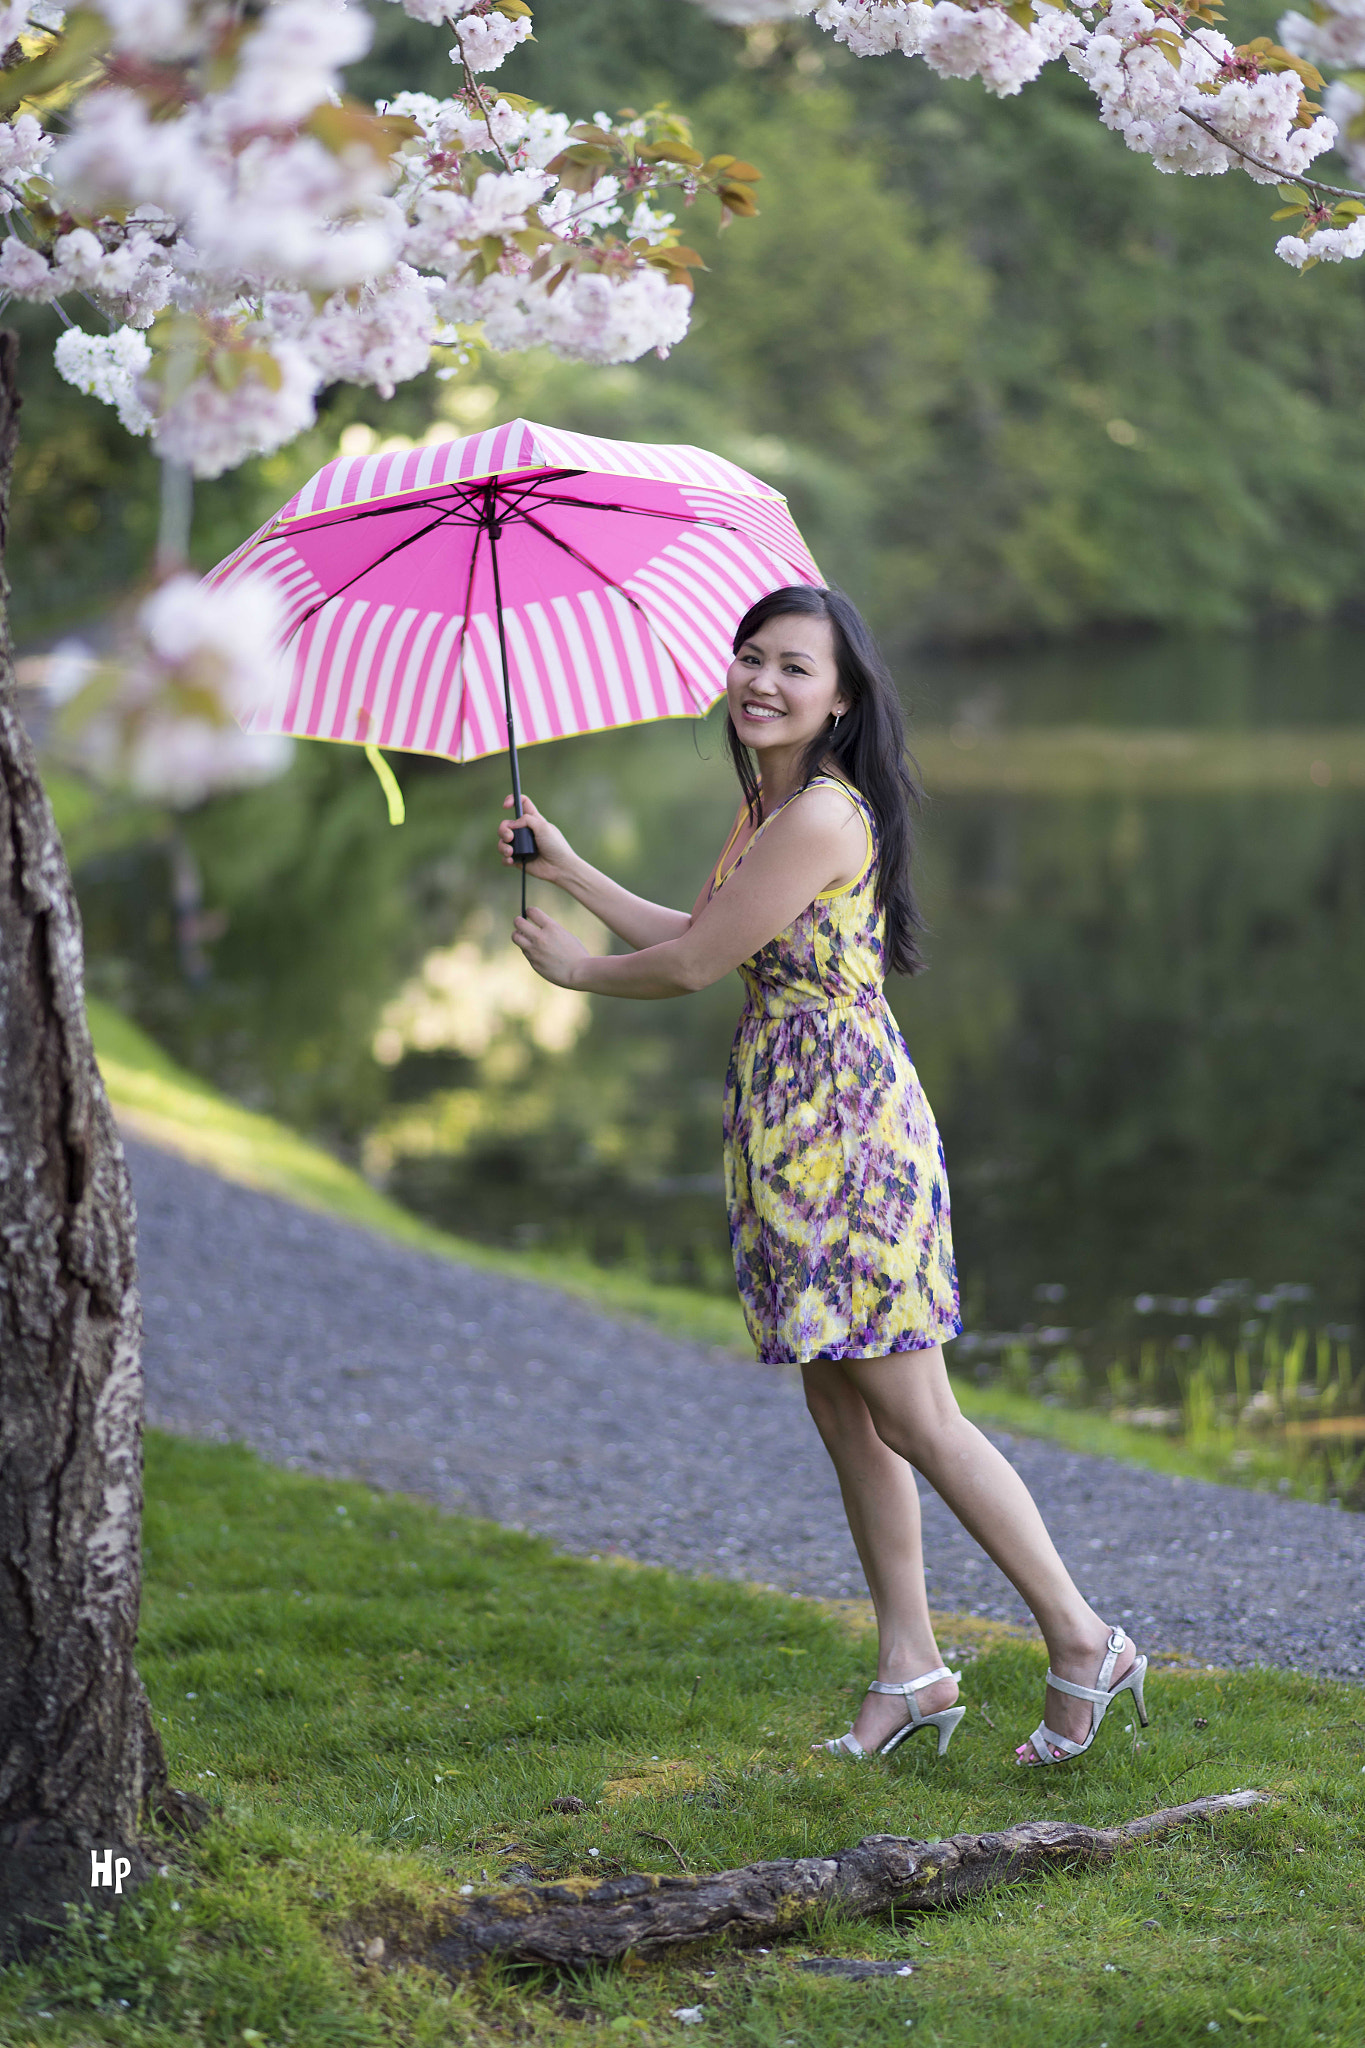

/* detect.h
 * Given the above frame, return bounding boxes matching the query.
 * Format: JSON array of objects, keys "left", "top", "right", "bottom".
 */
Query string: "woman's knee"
[
  {"left": 850, "top": 1353, "right": 962, "bottom": 1461},
  {"left": 801, "top": 1360, "right": 870, "bottom": 1443}
]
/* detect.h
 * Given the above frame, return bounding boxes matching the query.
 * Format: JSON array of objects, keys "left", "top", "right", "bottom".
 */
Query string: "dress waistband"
[{"left": 740, "top": 978, "right": 885, "bottom": 1022}]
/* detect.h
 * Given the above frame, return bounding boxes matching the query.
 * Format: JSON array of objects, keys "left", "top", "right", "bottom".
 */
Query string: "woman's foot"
[
  {"left": 837, "top": 1666, "right": 960, "bottom": 1756},
  {"left": 1015, "top": 1623, "right": 1140, "bottom": 1765}
]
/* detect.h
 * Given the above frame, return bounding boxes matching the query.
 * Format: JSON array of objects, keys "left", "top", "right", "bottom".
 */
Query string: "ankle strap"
[
  {"left": 1044, "top": 1628, "right": 1130, "bottom": 1704},
  {"left": 868, "top": 1666, "right": 961, "bottom": 1697}
]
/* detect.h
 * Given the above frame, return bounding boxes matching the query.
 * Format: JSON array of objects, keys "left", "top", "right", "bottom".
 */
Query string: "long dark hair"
[{"left": 725, "top": 585, "right": 926, "bottom": 977}]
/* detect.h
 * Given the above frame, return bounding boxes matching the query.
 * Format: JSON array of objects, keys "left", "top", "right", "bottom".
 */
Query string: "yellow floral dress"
[{"left": 715, "top": 775, "right": 961, "bottom": 1366}]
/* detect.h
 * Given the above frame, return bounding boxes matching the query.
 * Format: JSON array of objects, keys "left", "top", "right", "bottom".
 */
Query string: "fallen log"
[{"left": 372, "top": 1788, "right": 1267, "bottom": 1977}]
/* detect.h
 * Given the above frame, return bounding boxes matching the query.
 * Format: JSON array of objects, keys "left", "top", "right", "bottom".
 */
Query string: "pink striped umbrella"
[{"left": 209, "top": 417, "right": 822, "bottom": 895}]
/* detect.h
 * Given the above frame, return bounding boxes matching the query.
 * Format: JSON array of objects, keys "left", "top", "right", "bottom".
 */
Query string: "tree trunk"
[
  {"left": 352, "top": 1790, "right": 1269, "bottom": 1976},
  {"left": 0, "top": 329, "right": 168, "bottom": 1961}
]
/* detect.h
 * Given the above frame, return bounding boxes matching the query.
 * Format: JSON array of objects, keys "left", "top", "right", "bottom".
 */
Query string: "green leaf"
[
  {"left": 243, "top": 348, "right": 283, "bottom": 393},
  {"left": 0, "top": 8, "right": 108, "bottom": 118},
  {"left": 636, "top": 140, "right": 703, "bottom": 168}
]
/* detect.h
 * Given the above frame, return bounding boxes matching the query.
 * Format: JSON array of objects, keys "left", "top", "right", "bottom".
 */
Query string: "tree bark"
[
  {"left": 0, "top": 329, "right": 168, "bottom": 1961},
  {"left": 356, "top": 1789, "right": 1268, "bottom": 1977}
]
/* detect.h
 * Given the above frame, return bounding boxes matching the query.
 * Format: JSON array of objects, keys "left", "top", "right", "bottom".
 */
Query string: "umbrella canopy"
[{"left": 209, "top": 418, "right": 823, "bottom": 767}]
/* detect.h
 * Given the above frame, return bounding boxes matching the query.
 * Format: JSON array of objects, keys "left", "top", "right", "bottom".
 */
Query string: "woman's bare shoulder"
[{"left": 779, "top": 778, "right": 866, "bottom": 837}]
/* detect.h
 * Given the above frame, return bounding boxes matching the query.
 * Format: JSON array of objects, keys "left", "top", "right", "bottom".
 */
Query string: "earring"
[{"left": 832, "top": 711, "right": 843, "bottom": 727}]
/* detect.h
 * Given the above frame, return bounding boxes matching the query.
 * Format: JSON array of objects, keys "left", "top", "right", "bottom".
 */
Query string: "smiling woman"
[{"left": 496, "top": 583, "right": 1154, "bottom": 1777}]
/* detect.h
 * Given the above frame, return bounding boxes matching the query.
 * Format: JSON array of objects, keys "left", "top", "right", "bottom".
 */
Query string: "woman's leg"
[
  {"left": 802, "top": 1359, "right": 959, "bottom": 1752},
  {"left": 836, "top": 1345, "right": 1137, "bottom": 1760}
]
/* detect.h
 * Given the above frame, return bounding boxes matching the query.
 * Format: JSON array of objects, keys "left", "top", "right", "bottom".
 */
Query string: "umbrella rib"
[
  {"left": 519, "top": 490, "right": 740, "bottom": 532},
  {"left": 284, "top": 508, "right": 466, "bottom": 642},
  {"left": 448, "top": 510, "right": 484, "bottom": 763},
  {"left": 510, "top": 507, "right": 674, "bottom": 621},
  {"left": 274, "top": 469, "right": 587, "bottom": 538},
  {"left": 508, "top": 509, "right": 694, "bottom": 697}
]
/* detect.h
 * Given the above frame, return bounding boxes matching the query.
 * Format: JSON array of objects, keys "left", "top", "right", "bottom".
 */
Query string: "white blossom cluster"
[
  {"left": 1276, "top": 210, "right": 1365, "bottom": 259},
  {"left": 398, "top": 0, "right": 533, "bottom": 69},
  {"left": 0, "top": 0, "right": 712, "bottom": 480},
  {"left": 1281, "top": 0, "right": 1365, "bottom": 70},
  {"left": 691, "top": 0, "right": 1079, "bottom": 87},
  {"left": 442, "top": 262, "right": 693, "bottom": 361},
  {"left": 1071, "top": 0, "right": 1336, "bottom": 180},
  {"left": 387, "top": 90, "right": 689, "bottom": 357},
  {"left": 0, "top": 113, "right": 52, "bottom": 212},
  {"left": 816, "top": 0, "right": 1081, "bottom": 94},
  {"left": 1323, "top": 76, "right": 1365, "bottom": 179},
  {"left": 52, "top": 326, "right": 154, "bottom": 436},
  {"left": 55, "top": 575, "right": 295, "bottom": 805},
  {"left": 0, "top": 0, "right": 735, "bottom": 802},
  {"left": 704, "top": 0, "right": 1365, "bottom": 263}
]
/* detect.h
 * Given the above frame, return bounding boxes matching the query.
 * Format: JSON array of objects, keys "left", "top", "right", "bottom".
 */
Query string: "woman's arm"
[
  {"left": 512, "top": 784, "right": 868, "bottom": 999},
  {"left": 498, "top": 794, "right": 691, "bottom": 950}
]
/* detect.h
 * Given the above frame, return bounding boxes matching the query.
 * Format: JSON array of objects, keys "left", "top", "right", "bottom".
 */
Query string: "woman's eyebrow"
[{"left": 737, "top": 639, "right": 818, "bottom": 662}]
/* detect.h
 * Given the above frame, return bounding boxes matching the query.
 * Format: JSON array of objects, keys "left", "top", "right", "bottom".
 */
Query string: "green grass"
[
  {"left": 89, "top": 997, "right": 1344, "bottom": 1500},
  {"left": 949, "top": 1381, "right": 1319, "bottom": 1493},
  {"left": 2, "top": 1434, "right": 1362, "bottom": 2047}
]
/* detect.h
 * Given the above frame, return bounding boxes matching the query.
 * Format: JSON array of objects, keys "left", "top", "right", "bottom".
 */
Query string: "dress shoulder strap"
[
  {"left": 805, "top": 771, "right": 872, "bottom": 816},
  {"left": 803, "top": 775, "right": 876, "bottom": 898}
]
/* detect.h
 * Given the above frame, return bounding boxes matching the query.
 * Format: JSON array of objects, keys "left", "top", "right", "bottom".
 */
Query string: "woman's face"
[{"left": 725, "top": 612, "right": 847, "bottom": 757}]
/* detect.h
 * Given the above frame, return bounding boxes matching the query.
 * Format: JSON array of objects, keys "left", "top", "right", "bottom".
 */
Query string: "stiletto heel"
[
  {"left": 1017, "top": 1627, "right": 1150, "bottom": 1766},
  {"left": 816, "top": 1666, "right": 965, "bottom": 1761}
]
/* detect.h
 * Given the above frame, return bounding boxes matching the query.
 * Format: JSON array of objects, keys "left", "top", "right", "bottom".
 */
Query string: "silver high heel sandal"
[
  {"left": 1018, "top": 1626, "right": 1149, "bottom": 1766},
  {"left": 816, "top": 1665, "right": 966, "bottom": 1760}
]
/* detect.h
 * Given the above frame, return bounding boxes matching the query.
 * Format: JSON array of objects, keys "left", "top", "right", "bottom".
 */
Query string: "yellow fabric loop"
[{"left": 364, "top": 743, "right": 405, "bottom": 826}]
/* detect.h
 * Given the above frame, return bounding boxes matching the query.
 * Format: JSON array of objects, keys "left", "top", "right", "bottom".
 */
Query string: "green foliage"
[
  {"left": 2, "top": 1431, "right": 1362, "bottom": 2046},
  {"left": 12, "top": 0, "right": 1365, "bottom": 648},
  {"left": 362, "top": 0, "right": 1365, "bottom": 650}
]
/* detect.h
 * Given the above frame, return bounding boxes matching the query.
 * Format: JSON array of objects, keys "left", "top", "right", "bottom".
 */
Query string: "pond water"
[{"left": 74, "top": 625, "right": 1365, "bottom": 1455}]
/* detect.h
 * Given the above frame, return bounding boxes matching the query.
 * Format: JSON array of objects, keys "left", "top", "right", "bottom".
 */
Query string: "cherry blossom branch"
[
  {"left": 1177, "top": 100, "right": 1365, "bottom": 198},
  {"left": 457, "top": 37, "right": 515, "bottom": 172}
]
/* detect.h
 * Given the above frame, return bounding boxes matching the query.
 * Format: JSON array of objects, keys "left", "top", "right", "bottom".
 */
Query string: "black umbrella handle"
[{"left": 511, "top": 822, "right": 538, "bottom": 863}]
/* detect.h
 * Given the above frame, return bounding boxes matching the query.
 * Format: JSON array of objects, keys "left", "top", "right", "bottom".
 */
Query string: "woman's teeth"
[{"left": 743, "top": 702, "right": 783, "bottom": 720}]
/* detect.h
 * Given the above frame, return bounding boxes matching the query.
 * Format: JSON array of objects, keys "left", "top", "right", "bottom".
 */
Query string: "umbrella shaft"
[{"left": 486, "top": 504, "right": 537, "bottom": 876}]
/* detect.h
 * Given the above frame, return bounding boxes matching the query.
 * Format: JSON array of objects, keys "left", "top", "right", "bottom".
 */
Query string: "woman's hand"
[
  {"left": 498, "top": 793, "right": 576, "bottom": 888},
  {"left": 511, "top": 905, "right": 590, "bottom": 988}
]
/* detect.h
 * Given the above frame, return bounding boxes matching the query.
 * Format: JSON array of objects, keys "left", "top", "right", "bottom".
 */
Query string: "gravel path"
[{"left": 129, "top": 1137, "right": 1365, "bottom": 1682}]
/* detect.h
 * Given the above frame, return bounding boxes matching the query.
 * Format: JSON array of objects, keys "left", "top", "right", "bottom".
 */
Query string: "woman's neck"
[{"left": 757, "top": 750, "right": 841, "bottom": 816}]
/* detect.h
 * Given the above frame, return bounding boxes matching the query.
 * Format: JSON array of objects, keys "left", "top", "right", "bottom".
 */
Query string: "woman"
[{"left": 498, "top": 585, "right": 1147, "bottom": 1767}]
